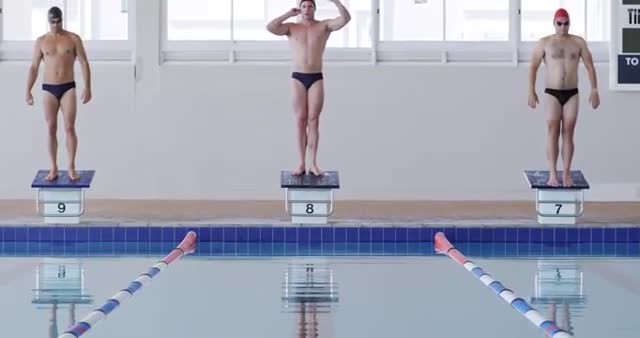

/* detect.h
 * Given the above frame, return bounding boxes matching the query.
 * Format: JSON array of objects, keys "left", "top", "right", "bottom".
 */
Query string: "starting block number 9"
[
  {"left": 58, "top": 203, "right": 67, "bottom": 214},
  {"left": 306, "top": 204, "right": 315, "bottom": 214}
]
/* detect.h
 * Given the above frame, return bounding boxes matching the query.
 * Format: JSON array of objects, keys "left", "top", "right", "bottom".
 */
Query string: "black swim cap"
[{"left": 48, "top": 6, "right": 63, "bottom": 19}]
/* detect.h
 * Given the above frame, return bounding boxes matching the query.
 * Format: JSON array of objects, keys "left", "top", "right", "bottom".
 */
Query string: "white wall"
[{"left": 1, "top": 1, "right": 639, "bottom": 201}]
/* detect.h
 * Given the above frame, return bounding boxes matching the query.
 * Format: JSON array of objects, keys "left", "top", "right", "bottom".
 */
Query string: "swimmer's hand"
[
  {"left": 81, "top": 88, "right": 92, "bottom": 104},
  {"left": 287, "top": 8, "right": 301, "bottom": 17},
  {"left": 589, "top": 89, "right": 600, "bottom": 109},
  {"left": 528, "top": 91, "right": 539, "bottom": 109},
  {"left": 25, "top": 92, "right": 34, "bottom": 106}
]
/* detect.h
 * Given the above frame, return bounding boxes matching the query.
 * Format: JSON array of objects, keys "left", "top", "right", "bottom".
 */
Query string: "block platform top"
[
  {"left": 524, "top": 170, "right": 589, "bottom": 190},
  {"left": 31, "top": 170, "right": 96, "bottom": 189},
  {"left": 281, "top": 171, "right": 340, "bottom": 189}
]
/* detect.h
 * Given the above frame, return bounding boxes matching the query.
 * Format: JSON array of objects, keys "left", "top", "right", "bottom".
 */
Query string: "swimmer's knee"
[
  {"left": 64, "top": 124, "right": 77, "bottom": 136},
  {"left": 47, "top": 124, "right": 58, "bottom": 136},
  {"left": 307, "top": 113, "right": 320, "bottom": 125},
  {"left": 296, "top": 116, "right": 308, "bottom": 129},
  {"left": 546, "top": 120, "right": 561, "bottom": 132},
  {"left": 561, "top": 124, "right": 575, "bottom": 137}
]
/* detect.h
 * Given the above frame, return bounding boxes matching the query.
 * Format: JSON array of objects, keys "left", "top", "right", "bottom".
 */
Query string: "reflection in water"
[
  {"left": 531, "top": 260, "right": 586, "bottom": 336},
  {"left": 0, "top": 257, "right": 635, "bottom": 338},
  {"left": 32, "top": 259, "right": 93, "bottom": 338},
  {"left": 282, "top": 260, "right": 338, "bottom": 338}
]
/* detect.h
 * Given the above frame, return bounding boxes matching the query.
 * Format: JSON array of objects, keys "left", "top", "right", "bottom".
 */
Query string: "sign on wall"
[{"left": 611, "top": 0, "right": 640, "bottom": 90}]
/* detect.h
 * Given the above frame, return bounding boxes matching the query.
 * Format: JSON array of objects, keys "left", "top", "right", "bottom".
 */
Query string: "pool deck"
[{"left": 1, "top": 200, "right": 639, "bottom": 226}]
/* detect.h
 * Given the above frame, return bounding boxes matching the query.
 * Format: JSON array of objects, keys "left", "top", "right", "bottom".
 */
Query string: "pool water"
[{"left": 0, "top": 255, "right": 638, "bottom": 338}]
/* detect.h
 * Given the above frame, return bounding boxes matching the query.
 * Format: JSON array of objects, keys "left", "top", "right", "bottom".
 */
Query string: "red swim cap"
[{"left": 554, "top": 8, "right": 570, "bottom": 20}]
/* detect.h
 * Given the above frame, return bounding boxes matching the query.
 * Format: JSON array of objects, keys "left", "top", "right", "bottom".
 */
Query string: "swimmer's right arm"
[
  {"left": 26, "top": 37, "right": 44, "bottom": 106},
  {"left": 528, "top": 39, "right": 545, "bottom": 109},
  {"left": 266, "top": 8, "right": 298, "bottom": 36}
]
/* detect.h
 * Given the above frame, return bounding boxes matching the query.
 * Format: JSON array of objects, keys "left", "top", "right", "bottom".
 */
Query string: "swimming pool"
[{"left": 0, "top": 225, "right": 638, "bottom": 337}]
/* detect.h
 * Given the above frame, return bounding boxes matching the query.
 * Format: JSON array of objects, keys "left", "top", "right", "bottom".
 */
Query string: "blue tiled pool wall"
[{"left": 0, "top": 226, "right": 639, "bottom": 257}]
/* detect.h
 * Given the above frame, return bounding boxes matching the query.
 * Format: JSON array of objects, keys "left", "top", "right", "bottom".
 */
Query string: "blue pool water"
[
  {"left": 0, "top": 256, "right": 638, "bottom": 338},
  {"left": 1, "top": 225, "right": 638, "bottom": 337}
]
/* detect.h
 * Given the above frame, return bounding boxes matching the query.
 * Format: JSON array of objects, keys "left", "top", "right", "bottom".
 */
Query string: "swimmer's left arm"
[
  {"left": 326, "top": 0, "right": 351, "bottom": 32},
  {"left": 578, "top": 37, "right": 600, "bottom": 109},
  {"left": 73, "top": 34, "right": 92, "bottom": 104}
]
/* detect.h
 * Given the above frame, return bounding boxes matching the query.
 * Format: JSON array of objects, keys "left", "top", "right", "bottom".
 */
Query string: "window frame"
[
  {"left": 0, "top": 0, "right": 134, "bottom": 61},
  {"left": 160, "top": 0, "right": 374, "bottom": 62},
  {"left": 0, "top": 0, "right": 609, "bottom": 64},
  {"left": 161, "top": 0, "right": 610, "bottom": 64}
]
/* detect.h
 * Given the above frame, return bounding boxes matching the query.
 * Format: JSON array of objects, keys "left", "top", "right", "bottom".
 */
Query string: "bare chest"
[
  {"left": 545, "top": 42, "right": 580, "bottom": 61},
  {"left": 41, "top": 38, "right": 75, "bottom": 58},
  {"left": 290, "top": 25, "right": 328, "bottom": 44}
]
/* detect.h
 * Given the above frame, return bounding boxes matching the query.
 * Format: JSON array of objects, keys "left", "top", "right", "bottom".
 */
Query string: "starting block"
[
  {"left": 282, "top": 261, "right": 338, "bottom": 313},
  {"left": 31, "top": 170, "right": 95, "bottom": 224},
  {"left": 524, "top": 170, "right": 589, "bottom": 225},
  {"left": 32, "top": 259, "right": 93, "bottom": 306},
  {"left": 531, "top": 260, "right": 586, "bottom": 333},
  {"left": 281, "top": 171, "right": 340, "bottom": 225},
  {"left": 532, "top": 261, "right": 585, "bottom": 304}
]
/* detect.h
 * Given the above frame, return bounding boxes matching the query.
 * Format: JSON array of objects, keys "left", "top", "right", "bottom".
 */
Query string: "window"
[
  {"left": 233, "top": 0, "right": 291, "bottom": 41},
  {"left": 380, "top": 0, "right": 444, "bottom": 41},
  {"left": 380, "top": 0, "right": 509, "bottom": 41},
  {"left": 167, "top": 0, "right": 231, "bottom": 40},
  {"left": 1, "top": 0, "right": 128, "bottom": 40},
  {"left": 166, "top": 0, "right": 371, "bottom": 47},
  {"left": 586, "top": 0, "right": 611, "bottom": 41},
  {"left": 521, "top": 0, "right": 585, "bottom": 41},
  {"left": 324, "top": 0, "right": 372, "bottom": 48},
  {"left": 445, "top": 0, "right": 509, "bottom": 41},
  {"left": 162, "top": 0, "right": 611, "bottom": 63},
  {"left": 521, "top": 0, "right": 610, "bottom": 42}
]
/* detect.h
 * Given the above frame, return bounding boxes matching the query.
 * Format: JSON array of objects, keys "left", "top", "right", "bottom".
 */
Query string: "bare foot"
[
  {"left": 68, "top": 167, "right": 80, "bottom": 181},
  {"left": 45, "top": 168, "right": 58, "bottom": 182},
  {"left": 292, "top": 164, "right": 306, "bottom": 176},
  {"left": 563, "top": 173, "right": 573, "bottom": 187},
  {"left": 309, "top": 164, "right": 324, "bottom": 177},
  {"left": 547, "top": 173, "right": 560, "bottom": 187}
]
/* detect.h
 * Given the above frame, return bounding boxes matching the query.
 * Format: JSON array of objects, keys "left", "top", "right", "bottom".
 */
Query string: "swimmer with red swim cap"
[
  {"left": 266, "top": 1, "right": 351, "bottom": 176},
  {"left": 527, "top": 8, "right": 600, "bottom": 187},
  {"left": 554, "top": 8, "right": 570, "bottom": 20}
]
